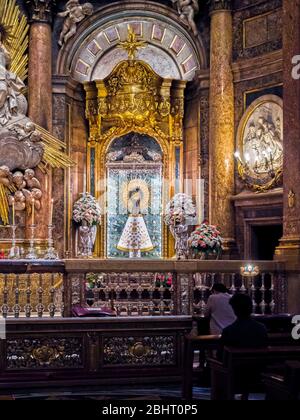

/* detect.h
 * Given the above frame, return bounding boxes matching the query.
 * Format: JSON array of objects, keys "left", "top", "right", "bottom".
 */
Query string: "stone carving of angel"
[
  {"left": 24, "top": 169, "right": 41, "bottom": 190},
  {"left": 0, "top": 165, "right": 12, "bottom": 188},
  {"left": 172, "top": 223, "right": 189, "bottom": 260},
  {"left": 58, "top": 0, "right": 94, "bottom": 47},
  {"left": 11, "top": 122, "right": 35, "bottom": 142},
  {"left": 31, "top": 188, "right": 42, "bottom": 210},
  {"left": 106, "top": 150, "right": 123, "bottom": 162},
  {"left": 147, "top": 150, "right": 162, "bottom": 162},
  {"left": 0, "top": 34, "right": 25, "bottom": 126},
  {"left": 172, "top": 0, "right": 199, "bottom": 36},
  {"left": 12, "top": 171, "right": 26, "bottom": 190},
  {"left": 9, "top": 191, "right": 26, "bottom": 212}
]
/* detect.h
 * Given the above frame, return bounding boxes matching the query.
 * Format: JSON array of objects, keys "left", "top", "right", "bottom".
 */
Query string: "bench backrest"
[{"left": 222, "top": 347, "right": 300, "bottom": 391}]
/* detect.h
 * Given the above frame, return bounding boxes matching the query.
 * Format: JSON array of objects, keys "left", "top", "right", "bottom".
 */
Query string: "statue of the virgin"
[
  {"left": 0, "top": 34, "right": 26, "bottom": 127},
  {"left": 117, "top": 186, "right": 154, "bottom": 258}
]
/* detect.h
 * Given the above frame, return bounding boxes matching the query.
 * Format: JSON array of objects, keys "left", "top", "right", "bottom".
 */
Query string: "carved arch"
[{"left": 56, "top": 1, "right": 207, "bottom": 82}]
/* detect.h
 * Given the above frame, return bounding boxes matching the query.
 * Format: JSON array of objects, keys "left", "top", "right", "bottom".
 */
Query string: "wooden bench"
[
  {"left": 263, "top": 361, "right": 300, "bottom": 401},
  {"left": 209, "top": 346, "right": 300, "bottom": 400},
  {"left": 182, "top": 334, "right": 220, "bottom": 399},
  {"left": 182, "top": 332, "right": 297, "bottom": 400}
]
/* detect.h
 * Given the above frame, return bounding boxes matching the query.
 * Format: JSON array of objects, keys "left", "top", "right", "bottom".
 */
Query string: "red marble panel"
[
  {"left": 129, "top": 22, "right": 143, "bottom": 37},
  {"left": 152, "top": 24, "right": 165, "bottom": 42},
  {"left": 104, "top": 27, "right": 120, "bottom": 43},
  {"left": 182, "top": 56, "right": 197, "bottom": 75},
  {"left": 170, "top": 36, "right": 186, "bottom": 55},
  {"left": 87, "top": 40, "right": 102, "bottom": 56},
  {"left": 76, "top": 60, "right": 90, "bottom": 76}
]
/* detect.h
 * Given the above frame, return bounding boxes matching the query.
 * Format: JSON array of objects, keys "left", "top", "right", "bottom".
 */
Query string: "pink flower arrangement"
[
  {"left": 189, "top": 222, "right": 223, "bottom": 256},
  {"left": 155, "top": 273, "right": 173, "bottom": 288}
]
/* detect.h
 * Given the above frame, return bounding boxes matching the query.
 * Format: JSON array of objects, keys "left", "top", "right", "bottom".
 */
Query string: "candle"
[
  {"left": 31, "top": 199, "right": 35, "bottom": 226},
  {"left": 11, "top": 197, "right": 15, "bottom": 226},
  {"left": 49, "top": 199, "right": 54, "bottom": 226}
]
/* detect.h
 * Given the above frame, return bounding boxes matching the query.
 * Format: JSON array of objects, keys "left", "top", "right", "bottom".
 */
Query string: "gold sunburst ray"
[{"left": 0, "top": 0, "right": 29, "bottom": 81}]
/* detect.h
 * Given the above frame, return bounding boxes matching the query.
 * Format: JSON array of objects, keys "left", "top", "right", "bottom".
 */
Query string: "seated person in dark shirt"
[{"left": 218, "top": 294, "right": 268, "bottom": 358}]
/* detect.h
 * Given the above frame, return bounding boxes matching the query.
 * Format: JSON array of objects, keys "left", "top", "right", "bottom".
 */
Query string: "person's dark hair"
[
  {"left": 229, "top": 294, "right": 253, "bottom": 319},
  {"left": 211, "top": 283, "right": 228, "bottom": 294}
]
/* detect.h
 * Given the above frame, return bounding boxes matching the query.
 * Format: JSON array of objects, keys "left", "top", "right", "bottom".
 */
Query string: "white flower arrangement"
[
  {"left": 73, "top": 193, "right": 102, "bottom": 226},
  {"left": 164, "top": 193, "right": 196, "bottom": 226}
]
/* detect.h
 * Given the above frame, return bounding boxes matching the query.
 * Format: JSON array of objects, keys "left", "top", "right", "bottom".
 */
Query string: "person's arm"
[
  {"left": 204, "top": 296, "right": 213, "bottom": 317},
  {"left": 216, "top": 329, "right": 227, "bottom": 361}
]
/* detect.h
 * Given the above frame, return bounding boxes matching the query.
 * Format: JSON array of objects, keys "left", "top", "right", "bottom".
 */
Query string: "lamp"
[{"left": 240, "top": 264, "right": 260, "bottom": 278}]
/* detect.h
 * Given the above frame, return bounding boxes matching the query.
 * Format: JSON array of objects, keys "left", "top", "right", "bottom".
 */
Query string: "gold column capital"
[
  {"left": 26, "top": 0, "right": 56, "bottom": 24},
  {"left": 209, "top": 0, "right": 232, "bottom": 15}
]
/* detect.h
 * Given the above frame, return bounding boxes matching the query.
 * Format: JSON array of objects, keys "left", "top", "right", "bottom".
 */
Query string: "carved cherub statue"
[
  {"left": 0, "top": 166, "right": 12, "bottom": 188},
  {"left": 24, "top": 169, "right": 41, "bottom": 190},
  {"left": 172, "top": 0, "right": 199, "bottom": 36},
  {"left": 22, "top": 188, "right": 42, "bottom": 211},
  {"left": 12, "top": 171, "right": 26, "bottom": 190},
  {"left": 11, "top": 121, "right": 41, "bottom": 143},
  {"left": 31, "top": 188, "right": 42, "bottom": 210},
  {"left": 58, "top": 0, "right": 94, "bottom": 47},
  {"left": 9, "top": 191, "right": 26, "bottom": 212}
]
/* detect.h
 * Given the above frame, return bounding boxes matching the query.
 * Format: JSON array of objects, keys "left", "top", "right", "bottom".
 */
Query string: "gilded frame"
[{"left": 236, "top": 94, "right": 283, "bottom": 193}]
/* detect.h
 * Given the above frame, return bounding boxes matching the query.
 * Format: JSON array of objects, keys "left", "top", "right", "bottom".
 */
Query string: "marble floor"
[{"left": 1, "top": 385, "right": 265, "bottom": 401}]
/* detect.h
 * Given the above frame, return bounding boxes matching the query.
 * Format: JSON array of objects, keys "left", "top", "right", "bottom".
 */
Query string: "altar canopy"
[{"left": 84, "top": 27, "right": 187, "bottom": 258}]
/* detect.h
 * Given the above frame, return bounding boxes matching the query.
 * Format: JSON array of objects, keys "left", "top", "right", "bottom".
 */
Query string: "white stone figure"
[
  {"left": 12, "top": 122, "right": 41, "bottom": 143},
  {"left": 58, "top": 0, "right": 94, "bottom": 47},
  {"left": 78, "top": 222, "right": 94, "bottom": 257},
  {"left": 172, "top": 0, "right": 199, "bottom": 36},
  {"left": 0, "top": 35, "right": 25, "bottom": 126},
  {"left": 171, "top": 223, "right": 189, "bottom": 260}
]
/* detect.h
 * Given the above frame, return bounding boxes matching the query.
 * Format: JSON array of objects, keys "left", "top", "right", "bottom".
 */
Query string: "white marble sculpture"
[
  {"left": 58, "top": 0, "right": 94, "bottom": 47},
  {"left": 172, "top": 0, "right": 199, "bottom": 37}
]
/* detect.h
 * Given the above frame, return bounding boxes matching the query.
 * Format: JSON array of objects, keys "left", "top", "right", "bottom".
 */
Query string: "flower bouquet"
[
  {"left": 73, "top": 193, "right": 102, "bottom": 257},
  {"left": 86, "top": 273, "right": 104, "bottom": 290},
  {"left": 189, "top": 222, "right": 223, "bottom": 260},
  {"left": 164, "top": 193, "right": 196, "bottom": 226},
  {"left": 155, "top": 273, "right": 173, "bottom": 289},
  {"left": 73, "top": 193, "right": 102, "bottom": 226}
]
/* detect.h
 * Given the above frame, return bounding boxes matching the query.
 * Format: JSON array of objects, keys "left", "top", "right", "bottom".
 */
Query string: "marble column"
[
  {"left": 275, "top": 0, "right": 300, "bottom": 263},
  {"left": 26, "top": 1, "right": 54, "bottom": 241},
  {"left": 209, "top": 0, "right": 236, "bottom": 255}
]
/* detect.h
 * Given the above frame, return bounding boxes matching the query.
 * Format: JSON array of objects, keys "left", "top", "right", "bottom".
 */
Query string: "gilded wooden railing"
[
  {"left": 0, "top": 260, "right": 289, "bottom": 319},
  {"left": 0, "top": 262, "right": 65, "bottom": 318}
]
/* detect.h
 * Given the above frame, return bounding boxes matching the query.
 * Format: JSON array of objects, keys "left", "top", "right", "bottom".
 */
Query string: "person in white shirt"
[{"left": 205, "top": 283, "right": 237, "bottom": 335}]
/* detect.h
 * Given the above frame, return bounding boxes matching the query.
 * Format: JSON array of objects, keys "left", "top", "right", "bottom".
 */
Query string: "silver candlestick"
[
  {"left": 44, "top": 225, "right": 59, "bottom": 260},
  {"left": 26, "top": 225, "right": 38, "bottom": 260},
  {"left": 9, "top": 225, "right": 20, "bottom": 259}
]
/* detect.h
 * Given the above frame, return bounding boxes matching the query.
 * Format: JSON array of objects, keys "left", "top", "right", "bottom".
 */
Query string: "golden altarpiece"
[
  {"left": 84, "top": 30, "right": 186, "bottom": 258},
  {"left": 0, "top": 0, "right": 296, "bottom": 391}
]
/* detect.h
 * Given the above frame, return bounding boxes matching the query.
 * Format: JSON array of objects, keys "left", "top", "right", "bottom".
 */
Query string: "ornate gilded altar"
[{"left": 84, "top": 29, "right": 186, "bottom": 258}]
